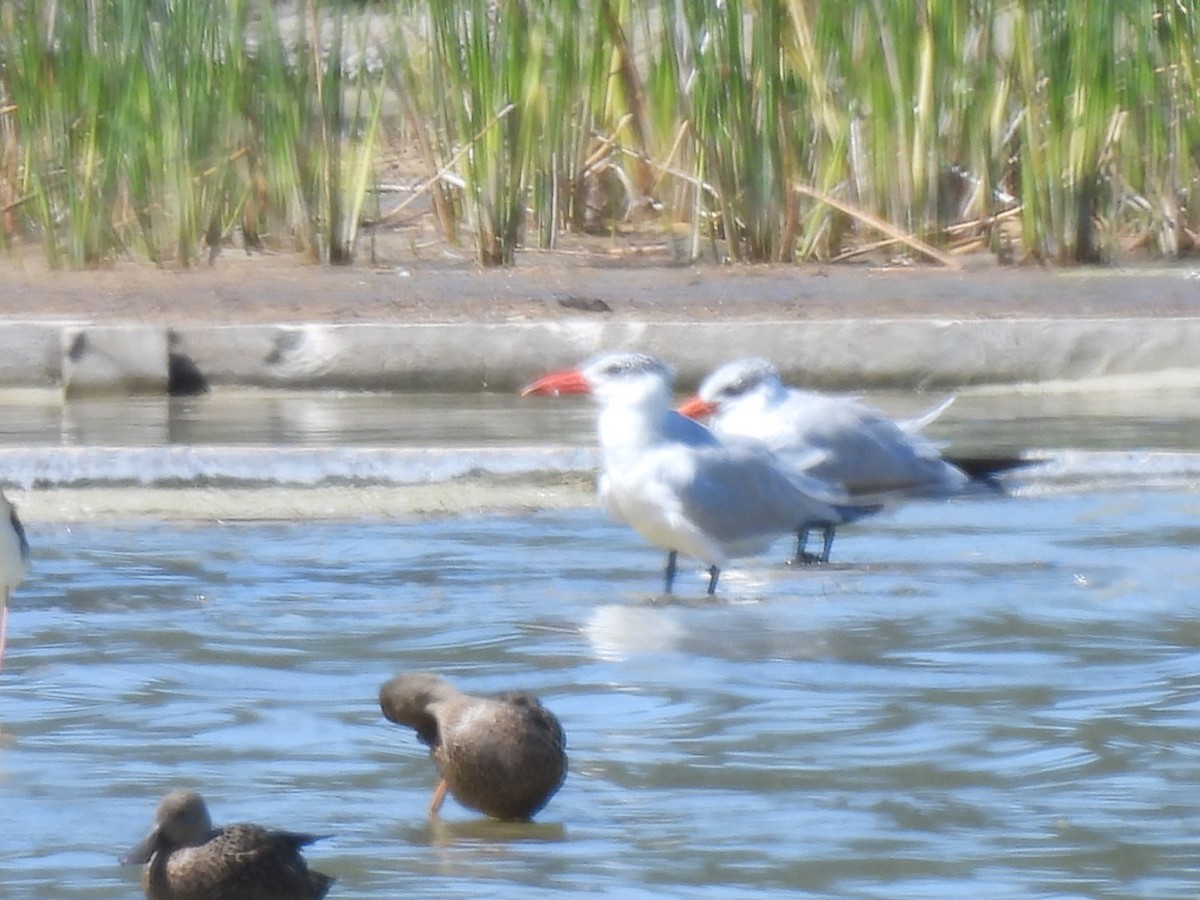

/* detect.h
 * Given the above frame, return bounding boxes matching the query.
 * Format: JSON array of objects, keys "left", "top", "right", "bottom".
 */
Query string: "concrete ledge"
[
  {"left": 680, "top": 318, "right": 1200, "bottom": 390},
  {"left": 1, "top": 316, "right": 1197, "bottom": 393},
  {"left": 170, "top": 318, "right": 1200, "bottom": 392},
  {"left": 0, "top": 323, "right": 62, "bottom": 388},
  {"left": 62, "top": 325, "right": 169, "bottom": 395}
]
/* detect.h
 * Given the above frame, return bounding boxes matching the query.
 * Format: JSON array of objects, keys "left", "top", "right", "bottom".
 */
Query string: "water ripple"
[{"left": 1, "top": 479, "right": 1199, "bottom": 897}]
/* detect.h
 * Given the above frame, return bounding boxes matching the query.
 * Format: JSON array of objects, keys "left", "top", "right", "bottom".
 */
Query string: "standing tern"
[
  {"left": 522, "top": 352, "right": 873, "bottom": 594},
  {"left": 0, "top": 489, "right": 29, "bottom": 672},
  {"left": 677, "top": 357, "right": 1000, "bottom": 562}
]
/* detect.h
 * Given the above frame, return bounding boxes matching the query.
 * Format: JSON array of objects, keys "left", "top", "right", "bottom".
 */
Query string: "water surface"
[{"left": 1, "top": 383, "right": 1198, "bottom": 898}]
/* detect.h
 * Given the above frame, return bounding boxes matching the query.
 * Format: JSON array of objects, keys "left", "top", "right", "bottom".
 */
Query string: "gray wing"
[{"left": 677, "top": 443, "right": 841, "bottom": 546}]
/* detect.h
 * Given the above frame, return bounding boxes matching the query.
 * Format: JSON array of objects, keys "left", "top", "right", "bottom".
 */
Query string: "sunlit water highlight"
[{"left": 1, "top": 385, "right": 1199, "bottom": 898}]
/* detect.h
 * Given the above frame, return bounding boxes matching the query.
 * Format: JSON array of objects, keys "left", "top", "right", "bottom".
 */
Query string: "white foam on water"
[
  {"left": 0, "top": 445, "right": 598, "bottom": 489},
  {"left": 0, "top": 445, "right": 1196, "bottom": 520}
]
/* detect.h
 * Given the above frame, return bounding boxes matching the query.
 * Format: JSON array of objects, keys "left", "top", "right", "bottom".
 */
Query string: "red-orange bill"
[
  {"left": 676, "top": 396, "right": 717, "bottom": 419},
  {"left": 520, "top": 369, "right": 592, "bottom": 397}
]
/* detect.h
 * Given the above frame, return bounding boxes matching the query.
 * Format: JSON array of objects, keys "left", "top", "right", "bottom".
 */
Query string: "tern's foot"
[{"left": 788, "top": 552, "right": 826, "bottom": 566}]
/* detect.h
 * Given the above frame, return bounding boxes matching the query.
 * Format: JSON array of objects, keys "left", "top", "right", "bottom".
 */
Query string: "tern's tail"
[{"left": 945, "top": 454, "right": 1037, "bottom": 491}]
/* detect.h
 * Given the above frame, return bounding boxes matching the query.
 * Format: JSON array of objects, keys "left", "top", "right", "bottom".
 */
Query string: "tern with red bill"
[
  {"left": 522, "top": 352, "right": 874, "bottom": 594},
  {"left": 678, "top": 357, "right": 1023, "bottom": 562}
]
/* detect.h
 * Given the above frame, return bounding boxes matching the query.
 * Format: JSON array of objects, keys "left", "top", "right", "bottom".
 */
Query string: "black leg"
[
  {"left": 664, "top": 550, "right": 678, "bottom": 593},
  {"left": 706, "top": 566, "right": 720, "bottom": 595},
  {"left": 820, "top": 523, "right": 837, "bottom": 563},
  {"left": 795, "top": 527, "right": 810, "bottom": 561},
  {"left": 794, "top": 527, "right": 824, "bottom": 565}
]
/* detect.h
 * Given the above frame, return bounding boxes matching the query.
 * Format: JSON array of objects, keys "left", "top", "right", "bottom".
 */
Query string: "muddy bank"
[{"left": 2, "top": 250, "right": 1199, "bottom": 326}]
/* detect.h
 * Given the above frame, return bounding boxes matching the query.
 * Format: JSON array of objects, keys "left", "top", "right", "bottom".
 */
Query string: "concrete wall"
[{"left": 1, "top": 318, "right": 1195, "bottom": 394}]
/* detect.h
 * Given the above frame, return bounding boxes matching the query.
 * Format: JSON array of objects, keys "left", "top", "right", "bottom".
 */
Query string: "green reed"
[
  {"left": 0, "top": 0, "right": 379, "bottom": 266},
  {"left": 393, "top": 0, "right": 526, "bottom": 265},
  {"left": 654, "top": 0, "right": 1199, "bottom": 263},
  {"left": 668, "top": 0, "right": 799, "bottom": 261},
  {"left": 3, "top": 0, "right": 1199, "bottom": 268},
  {"left": 393, "top": 0, "right": 619, "bottom": 263}
]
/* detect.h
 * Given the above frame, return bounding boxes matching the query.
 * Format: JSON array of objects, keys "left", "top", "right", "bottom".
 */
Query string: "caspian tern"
[
  {"left": 678, "top": 357, "right": 979, "bottom": 562},
  {"left": 521, "top": 352, "right": 872, "bottom": 594},
  {"left": 0, "top": 489, "right": 29, "bottom": 672}
]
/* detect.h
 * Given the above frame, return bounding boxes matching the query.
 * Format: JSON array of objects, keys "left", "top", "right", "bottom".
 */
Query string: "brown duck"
[
  {"left": 121, "top": 789, "right": 332, "bottom": 900},
  {"left": 379, "top": 672, "right": 567, "bottom": 821}
]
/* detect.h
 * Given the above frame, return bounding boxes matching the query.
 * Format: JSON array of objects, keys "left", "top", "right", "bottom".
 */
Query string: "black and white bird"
[
  {"left": 678, "top": 357, "right": 1018, "bottom": 562},
  {"left": 522, "top": 352, "right": 873, "bottom": 594},
  {"left": 0, "top": 489, "right": 29, "bottom": 672}
]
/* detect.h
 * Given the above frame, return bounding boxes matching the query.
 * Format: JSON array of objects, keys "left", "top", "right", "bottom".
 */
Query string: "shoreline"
[{"left": 2, "top": 254, "right": 1199, "bottom": 393}]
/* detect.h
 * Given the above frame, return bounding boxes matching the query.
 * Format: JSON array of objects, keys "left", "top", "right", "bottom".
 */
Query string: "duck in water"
[
  {"left": 121, "top": 789, "right": 332, "bottom": 900},
  {"left": 380, "top": 672, "right": 567, "bottom": 821}
]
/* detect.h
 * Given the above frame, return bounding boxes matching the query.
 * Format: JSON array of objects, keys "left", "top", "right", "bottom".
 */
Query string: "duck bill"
[
  {"left": 520, "top": 368, "right": 591, "bottom": 397},
  {"left": 676, "top": 395, "right": 717, "bottom": 420},
  {"left": 120, "top": 828, "right": 161, "bottom": 865}
]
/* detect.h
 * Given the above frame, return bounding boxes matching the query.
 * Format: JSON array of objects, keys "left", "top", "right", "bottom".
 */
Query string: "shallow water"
[{"left": 2, "top": 384, "right": 1200, "bottom": 898}]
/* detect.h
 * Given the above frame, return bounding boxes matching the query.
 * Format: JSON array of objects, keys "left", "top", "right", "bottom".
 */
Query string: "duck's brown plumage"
[
  {"left": 380, "top": 672, "right": 567, "bottom": 821},
  {"left": 121, "top": 789, "right": 332, "bottom": 900}
]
